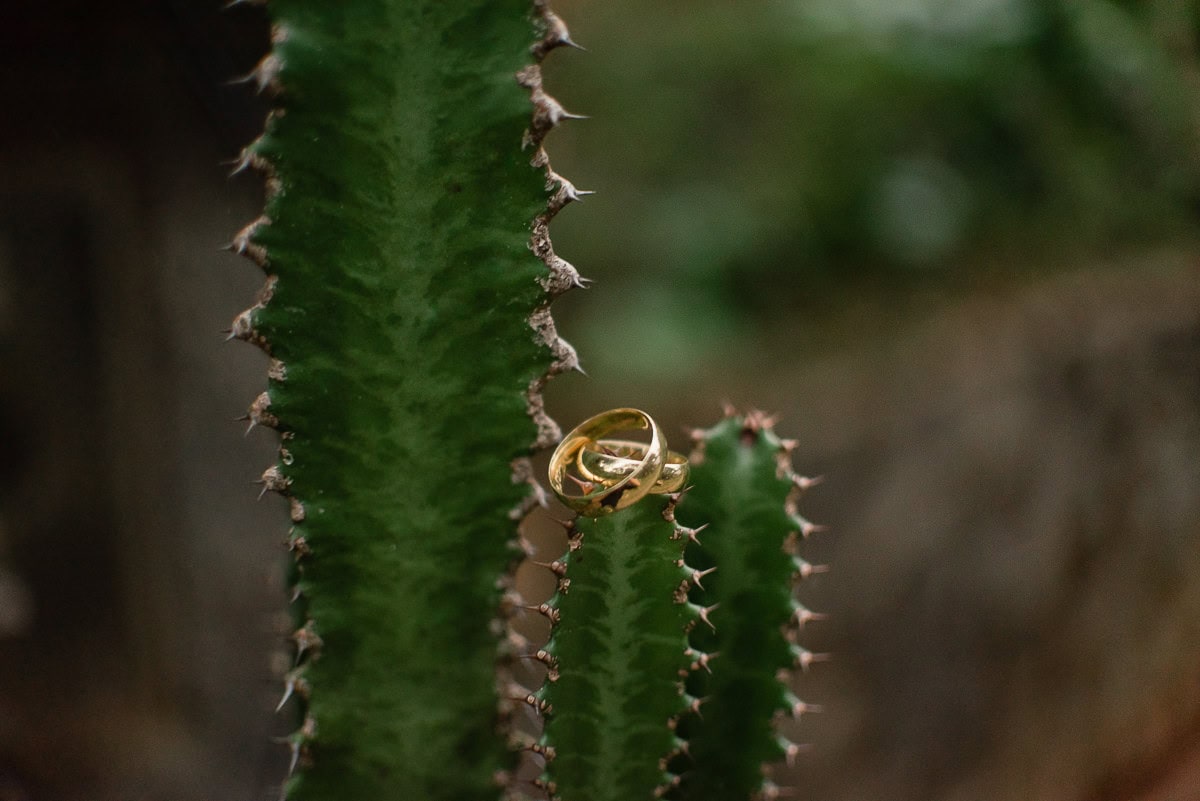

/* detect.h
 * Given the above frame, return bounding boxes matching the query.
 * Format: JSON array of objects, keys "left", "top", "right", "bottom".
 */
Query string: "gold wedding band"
[
  {"left": 577, "top": 439, "right": 690, "bottom": 494},
  {"left": 548, "top": 408, "right": 667, "bottom": 516}
]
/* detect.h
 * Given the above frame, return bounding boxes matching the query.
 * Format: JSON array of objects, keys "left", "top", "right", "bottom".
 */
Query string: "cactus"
[
  {"left": 534, "top": 498, "right": 710, "bottom": 801},
  {"left": 228, "top": 1, "right": 823, "bottom": 799},
  {"left": 672, "top": 413, "right": 825, "bottom": 801},
  {"left": 228, "top": 2, "right": 586, "bottom": 799}
]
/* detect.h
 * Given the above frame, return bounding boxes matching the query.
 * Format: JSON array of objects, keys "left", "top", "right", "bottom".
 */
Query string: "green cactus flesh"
[
  {"left": 673, "top": 414, "right": 823, "bottom": 801},
  {"left": 229, "top": 2, "right": 588, "bottom": 799},
  {"left": 537, "top": 499, "right": 705, "bottom": 801}
]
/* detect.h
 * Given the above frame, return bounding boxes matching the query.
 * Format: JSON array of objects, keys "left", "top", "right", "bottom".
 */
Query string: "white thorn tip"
[{"left": 276, "top": 679, "right": 295, "bottom": 712}]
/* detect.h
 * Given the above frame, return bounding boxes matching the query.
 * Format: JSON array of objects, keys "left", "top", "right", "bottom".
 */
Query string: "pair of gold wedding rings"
[{"left": 547, "top": 408, "right": 689, "bottom": 517}]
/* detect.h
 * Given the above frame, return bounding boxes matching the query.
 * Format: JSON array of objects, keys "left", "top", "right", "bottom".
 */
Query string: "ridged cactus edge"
[{"left": 226, "top": 2, "right": 590, "bottom": 799}]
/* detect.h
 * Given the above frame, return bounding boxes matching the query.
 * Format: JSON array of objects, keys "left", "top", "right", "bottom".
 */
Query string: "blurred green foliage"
[{"left": 549, "top": 0, "right": 1200, "bottom": 379}]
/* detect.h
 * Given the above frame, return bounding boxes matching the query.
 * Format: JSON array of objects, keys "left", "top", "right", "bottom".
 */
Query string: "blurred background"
[{"left": 1, "top": 0, "right": 1198, "bottom": 799}]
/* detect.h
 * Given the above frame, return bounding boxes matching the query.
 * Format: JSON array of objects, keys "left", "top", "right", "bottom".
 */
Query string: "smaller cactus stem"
[{"left": 673, "top": 410, "right": 827, "bottom": 801}]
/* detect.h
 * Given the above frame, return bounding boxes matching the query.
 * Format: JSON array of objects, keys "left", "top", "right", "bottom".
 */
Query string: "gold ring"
[
  {"left": 548, "top": 408, "right": 666, "bottom": 516},
  {"left": 577, "top": 439, "right": 690, "bottom": 494}
]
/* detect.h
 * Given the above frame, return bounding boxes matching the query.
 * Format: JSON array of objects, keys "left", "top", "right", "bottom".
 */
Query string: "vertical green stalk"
[
  {"left": 536, "top": 497, "right": 708, "bottom": 801},
  {"left": 674, "top": 412, "right": 826, "bottom": 801},
  {"left": 228, "top": 2, "right": 588, "bottom": 799}
]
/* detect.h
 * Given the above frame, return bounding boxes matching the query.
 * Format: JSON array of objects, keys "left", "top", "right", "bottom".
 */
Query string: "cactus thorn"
[
  {"left": 792, "top": 700, "right": 823, "bottom": 718},
  {"left": 690, "top": 565, "right": 717, "bottom": 589},
  {"left": 514, "top": 693, "right": 552, "bottom": 716},
  {"left": 687, "top": 649, "right": 717, "bottom": 673},
  {"left": 523, "top": 602, "right": 561, "bottom": 624},
  {"left": 255, "top": 466, "right": 289, "bottom": 499},
  {"left": 698, "top": 603, "right": 719, "bottom": 630},
  {"left": 801, "top": 520, "right": 828, "bottom": 537},
  {"left": 286, "top": 737, "right": 301, "bottom": 776},
  {"left": 793, "top": 648, "right": 831, "bottom": 670},
  {"left": 291, "top": 621, "right": 322, "bottom": 663},
  {"left": 791, "top": 604, "right": 826, "bottom": 628},
  {"left": 793, "top": 558, "right": 830, "bottom": 580},
  {"left": 792, "top": 474, "right": 823, "bottom": 491},
  {"left": 533, "top": 559, "right": 568, "bottom": 577},
  {"left": 545, "top": 12, "right": 586, "bottom": 51},
  {"left": 528, "top": 648, "right": 554, "bottom": 664},
  {"left": 226, "top": 150, "right": 254, "bottom": 177},
  {"left": 228, "top": 53, "right": 281, "bottom": 93},
  {"left": 549, "top": 172, "right": 596, "bottom": 204},
  {"left": 276, "top": 680, "right": 294, "bottom": 713},
  {"left": 789, "top": 516, "right": 826, "bottom": 538}
]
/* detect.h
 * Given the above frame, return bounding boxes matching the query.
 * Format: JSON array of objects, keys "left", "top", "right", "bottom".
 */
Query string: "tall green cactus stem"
[
  {"left": 674, "top": 412, "right": 826, "bottom": 801},
  {"left": 227, "top": 2, "right": 589, "bottom": 799},
  {"left": 533, "top": 497, "right": 711, "bottom": 801}
]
